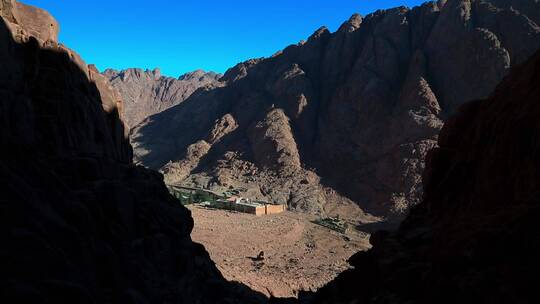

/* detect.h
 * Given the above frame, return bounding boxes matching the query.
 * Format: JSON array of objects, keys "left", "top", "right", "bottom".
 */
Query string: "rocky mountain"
[
  {"left": 3, "top": 1, "right": 540, "bottom": 303},
  {"left": 0, "top": 2, "right": 263, "bottom": 303},
  {"left": 103, "top": 68, "right": 222, "bottom": 127},
  {"left": 131, "top": 0, "right": 540, "bottom": 218},
  {"left": 298, "top": 46, "right": 540, "bottom": 304}
]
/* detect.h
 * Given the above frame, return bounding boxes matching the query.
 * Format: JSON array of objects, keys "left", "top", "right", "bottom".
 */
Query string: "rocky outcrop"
[
  {"left": 247, "top": 109, "right": 301, "bottom": 174},
  {"left": 0, "top": 2, "right": 264, "bottom": 303},
  {"left": 1, "top": 0, "right": 58, "bottom": 43},
  {"left": 298, "top": 48, "right": 540, "bottom": 304},
  {"left": 131, "top": 0, "right": 540, "bottom": 217},
  {"left": 103, "top": 68, "right": 222, "bottom": 127}
]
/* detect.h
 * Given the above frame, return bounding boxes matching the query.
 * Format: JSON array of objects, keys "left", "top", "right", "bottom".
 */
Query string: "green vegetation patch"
[{"left": 313, "top": 217, "right": 350, "bottom": 234}]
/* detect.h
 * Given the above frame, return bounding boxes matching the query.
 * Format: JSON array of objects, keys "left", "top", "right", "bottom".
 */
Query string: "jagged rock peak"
[
  {"left": 338, "top": 13, "right": 362, "bottom": 33},
  {"left": 107, "top": 67, "right": 163, "bottom": 81},
  {"left": 104, "top": 67, "right": 222, "bottom": 127},
  {"left": 437, "top": 0, "right": 448, "bottom": 9},
  {"left": 105, "top": 67, "right": 221, "bottom": 82},
  {"left": 151, "top": 67, "right": 161, "bottom": 78},
  {"left": 179, "top": 69, "right": 221, "bottom": 81},
  {"left": 221, "top": 58, "right": 265, "bottom": 83},
  {"left": 308, "top": 25, "right": 330, "bottom": 41}
]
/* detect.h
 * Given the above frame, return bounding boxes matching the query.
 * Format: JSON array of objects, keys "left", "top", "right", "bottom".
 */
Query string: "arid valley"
[{"left": 2, "top": 0, "right": 540, "bottom": 303}]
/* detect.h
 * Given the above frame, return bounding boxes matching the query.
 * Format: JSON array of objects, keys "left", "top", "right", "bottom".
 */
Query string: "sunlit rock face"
[
  {"left": 131, "top": 0, "right": 540, "bottom": 218},
  {"left": 103, "top": 68, "right": 222, "bottom": 128}
]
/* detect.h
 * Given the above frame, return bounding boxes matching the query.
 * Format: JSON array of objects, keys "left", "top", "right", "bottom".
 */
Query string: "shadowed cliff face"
[
  {"left": 131, "top": 0, "right": 540, "bottom": 218},
  {"left": 0, "top": 3, "right": 265, "bottom": 303},
  {"left": 296, "top": 49, "right": 540, "bottom": 304}
]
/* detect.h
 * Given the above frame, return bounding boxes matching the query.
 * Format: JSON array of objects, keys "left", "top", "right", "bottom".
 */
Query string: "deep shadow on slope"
[
  {"left": 131, "top": 84, "right": 232, "bottom": 169},
  {"left": 0, "top": 17, "right": 265, "bottom": 303},
  {"left": 293, "top": 49, "right": 540, "bottom": 304}
]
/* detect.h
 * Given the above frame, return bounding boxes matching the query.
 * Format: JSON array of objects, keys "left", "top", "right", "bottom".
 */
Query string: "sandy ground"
[{"left": 188, "top": 205, "right": 373, "bottom": 298}]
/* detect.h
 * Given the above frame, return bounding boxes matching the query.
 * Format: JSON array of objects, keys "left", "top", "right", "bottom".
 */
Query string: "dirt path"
[{"left": 188, "top": 206, "right": 372, "bottom": 297}]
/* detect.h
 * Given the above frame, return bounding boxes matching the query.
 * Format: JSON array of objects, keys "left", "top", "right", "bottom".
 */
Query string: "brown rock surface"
[
  {"left": 131, "top": 0, "right": 540, "bottom": 218},
  {"left": 299, "top": 48, "right": 540, "bottom": 304},
  {"left": 247, "top": 108, "right": 301, "bottom": 174},
  {"left": 103, "top": 68, "right": 222, "bottom": 127},
  {"left": 1, "top": 0, "right": 58, "bottom": 43},
  {"left": 0, "top": 2, "right": 264, "bottom": 303}
]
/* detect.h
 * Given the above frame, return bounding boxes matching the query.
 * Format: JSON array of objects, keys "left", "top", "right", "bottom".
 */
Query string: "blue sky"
[{"left": 23, "top": 0, "right": 427, "bottom": 77}]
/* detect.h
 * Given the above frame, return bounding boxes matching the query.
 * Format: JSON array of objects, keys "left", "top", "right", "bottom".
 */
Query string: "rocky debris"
[
  {"left": 0, "top": 3, "right": 264, "bottom": 303},
  {"left": 103, "top": 67, "right": 222, "bottom": 127},
  {"left": 131, "top": 0, "right": 540, "bottom": 218},
  {"left": 299, "top": 49, "right": 540, "bottom": 304}
]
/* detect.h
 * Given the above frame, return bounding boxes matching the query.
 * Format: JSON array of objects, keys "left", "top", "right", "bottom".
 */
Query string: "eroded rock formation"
[
  {"left": 131, "top": 0, "right": 540, "bottom": 217},
  {"left": 299, "top": 48, "right": 540, "bottom": 304},
  {"left": 103, "top": 68, "right": 221, "bottom": 127},
  {"left": 0, "top": 2, "right": 263, "bottom": 303}
]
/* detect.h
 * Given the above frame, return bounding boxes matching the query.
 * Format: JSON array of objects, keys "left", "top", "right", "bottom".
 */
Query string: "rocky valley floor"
[{"left": 188, "top": 205, "right": 372, "bottom": 298}]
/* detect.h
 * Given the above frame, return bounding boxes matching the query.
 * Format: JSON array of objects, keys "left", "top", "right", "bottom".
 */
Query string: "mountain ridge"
[
  {"left": 103, "top": 67, "right": 222, "bottom": 127},
  {"left": 131, "top": 0, "right": 540, "bottom": 218}
]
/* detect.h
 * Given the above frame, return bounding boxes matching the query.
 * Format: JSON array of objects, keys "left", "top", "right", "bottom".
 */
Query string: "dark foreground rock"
[
  {"left": 298, "top": 48, "right": 540, "bottom": 304},
  {"left": 131, "top": 0, "right": 540, "bottom": 218},
  {"left": 0, "top": 2, "right": 264, "bottom": 303}
]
